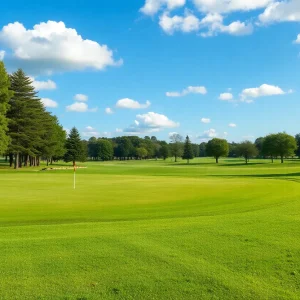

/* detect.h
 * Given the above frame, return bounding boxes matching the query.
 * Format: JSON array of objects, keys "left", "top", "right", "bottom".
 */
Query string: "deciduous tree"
[{"left": 206, "top": 138, "right": 229, "bottom": 163}]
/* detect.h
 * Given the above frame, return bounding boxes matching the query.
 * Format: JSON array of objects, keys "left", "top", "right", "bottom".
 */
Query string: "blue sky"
[{"left": 1, "top": 0, "right": 300, "bottom": 142}]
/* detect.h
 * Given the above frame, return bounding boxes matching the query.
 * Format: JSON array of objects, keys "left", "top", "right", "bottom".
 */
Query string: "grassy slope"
[{"left": 0, "top": 158, "right": 299, "bottom": 299}]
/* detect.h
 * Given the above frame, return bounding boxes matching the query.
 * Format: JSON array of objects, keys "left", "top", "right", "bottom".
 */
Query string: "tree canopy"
[{"left": 206, "top": 138, "right": 229, "bottom": 163}]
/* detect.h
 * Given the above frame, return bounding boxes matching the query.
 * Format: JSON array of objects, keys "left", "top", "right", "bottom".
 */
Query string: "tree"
[
  {"left": 206, "top": 138, "right": 229, "bottom": 163},
  {"left": 182, "top": 135, "right": 194, "bottom": 163},
  {"left": 255, "top": 137, "right": 265, "bottom": 158},
  {"left": 199, "top": 142, "right": 207, "bottom": 157},
  {"left": 262, "top": 134, "right": 277, "bottom": 163},
  {"left": 64, "top": 127, "right": 86, "bottom": 166},
  {"left": 228, "top": 142, "right": 238, "bottom": 158},
  {"left": 0, "top": 62, "right": 12, "bottom": 154},
  {"left": 169, "top": 133, "right": 183, "bottom": 162},
  {"left": 295, "top": 134, "right": 300, "bottom": 158},
  {"left": 273, "top": 133, "right": 297, "bottom": 163},
  {"left": 237, "top": 141, "right": 258, "bottom": 164},
  {"left": 136, "top": 147, "right": 148, "bottom": 159},
  {"left": 7, "top": 69, "right": 47, "bottom": 168},
  {"left": 97, "top": 139, "right": 113, "bottom": 161},
  {"left": 160, "top": 144, "right": 169, "bottom": 160}
]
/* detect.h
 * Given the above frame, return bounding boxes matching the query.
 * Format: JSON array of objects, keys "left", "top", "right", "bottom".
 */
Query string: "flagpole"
[{"left": 73, "top": 161, "right": 76, "bottom": 189}]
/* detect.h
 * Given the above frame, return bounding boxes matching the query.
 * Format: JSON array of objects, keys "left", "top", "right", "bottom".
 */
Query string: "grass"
[{"left": 0, "top": 158, "right": 299, "bottom": 299}]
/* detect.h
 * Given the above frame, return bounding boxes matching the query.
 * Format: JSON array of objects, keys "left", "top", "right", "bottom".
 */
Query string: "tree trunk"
[
  {"left": 187, "top": 159, "right": 189, "bottom": 164},
  {"left": 281, "top": 156, "right": 284, "bottom": 164},
  {"left": 37, "top": 157, "right": 40, "bottom": 167},
  {"left": 175, "top": 155, "right": 177, "bottom": 162},
  {"left": 14, "top": 153, "right": 19, "bottom": 169},
  {"left": 47, "top": 159, "right": 49, "bottom": 166},
  {"left": 271, "top": 157, "right": 274, "bottom": 163},
  {"left": 50, "top": 157, "right": 53, "bottom": 165},
  {"left": 216, "top": 157, "right": 219, "bottom": 164},
  {"left": 9, "top": 153, "right": 13, "bottom": 167}
]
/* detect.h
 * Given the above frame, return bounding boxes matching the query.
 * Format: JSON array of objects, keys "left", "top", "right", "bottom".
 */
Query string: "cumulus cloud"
[
  {"left": 0, "top": 21, "right": 122, "bottom": 75},
  {"left": 159, "top": 11, "right": 200, "bottom": 34},
  {"left": 116, "top": 128, "right": 123, "bottom": 133},
  {"left": 124, "top": 112, "right": 179, "bottom": 134},
  {"left": 219, "top": 92, "right": 233, "bottom": 101},
  {"left": 193, "top": 0, "right": 272, "bottom": 14},
  {"left": 116, "top": 98, "right": 151, "bottom": 109},
  {"left": 41, "top": 98, "right": 58, "bottom": 108},
  {"left": 32, "top": 78, "right": 56, "bottom": 90},
  {"left": 74, "top": 94, "right": 88, "bottom": 102},
  {"left": 66, "top": 102, "right": 97, "bottom": 112},
  {"left": 294, "top": 34, "right": 300, "bottom": 44},
  {"left": 240, "top": 84, "right": 285, "bottom": 101},
  {"left": 82, "top": 125, "right": 99, "bottom": 137},
  {"left": 166, "top": 85, "right": 207, "bottom": 97},
  {"left": 201, "top": 118, "right": 211, "bottom": 123},
  {"left": 198, "top": 128, "right": 217, "bottom": 140},
  {"left": 105, "top": 107, "right": 114, "bottom": 114},
  {"left": 229, "top": 123, "right": 237, "bottom": 127},
  {"left": 259, "top": 0, "right": 300, "bottom": 24},
  {"left": 140, "top": 0, "right": 186, "bottom": 16}
]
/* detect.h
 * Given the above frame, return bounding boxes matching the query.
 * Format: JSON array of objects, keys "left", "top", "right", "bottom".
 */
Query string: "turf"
[{"left": 0, "top": 158, "right": 299, "bottom": 299}]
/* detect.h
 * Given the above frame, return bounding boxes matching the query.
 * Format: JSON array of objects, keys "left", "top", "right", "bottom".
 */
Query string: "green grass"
[{"left": 0, "top": 158, "right": 299, "bottom": 299}]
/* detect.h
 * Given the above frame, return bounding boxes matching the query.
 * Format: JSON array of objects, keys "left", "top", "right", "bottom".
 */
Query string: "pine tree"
[
  {"left": 182, "top": 135, "right": 194, "bottom": 163},
  {"left": 64, "top": 127, "right": 86, "bottom": 166},
  {"left": 7, "top": 69, "right": 47, "bottom": 168},
  {"left": 0, "top": 62, "right": 13, "bottom": 154}
]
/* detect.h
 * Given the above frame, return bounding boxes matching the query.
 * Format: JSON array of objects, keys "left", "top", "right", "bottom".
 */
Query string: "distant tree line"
[{"left": 1, "top": 61, "right": 299, "bottom": 168}]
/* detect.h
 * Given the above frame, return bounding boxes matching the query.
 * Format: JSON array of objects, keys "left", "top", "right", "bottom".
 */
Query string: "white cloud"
[
  {"left": 219, "top": 92, "right": 233, "bottom": 101},
  {"left": 198, "top": 128, "right": 217, "bottom": 140},
  {"left": 0, "top": 50, "right": 5, "bottom": 60},
  {"left": 116, "top": 98, "right": 151, "bottom": 109},
  {"left": 140, "top": 0, "right": 186, "bottom": 16},
  {"left": 74, "top": 94, "right": 88, "bottom": 102},
  {"left": 240, "top": 84, "right": 285, "bottom": 101},
  {"left": 193, "top": 0, "right": 272, "bottom": 14},
  {"left": 40, "top": 98, "right": 58, "bottom": 108},
  {"left": 86, "top": 126, "right": 94, "bottom": 131},
  {"left": 259, "top": 0, "right": 300, "bottom": 24},
  {"left": 0, "top": 21, "right": 122, "bottom": 75},
  {"left": 294, "top": 34, "right": 300, "bottom": 44},
  {"left": 64, "top": 128, "right": 70, "bottom": 134},
  {"left": 105, "top": 107, "right": 114, "bottom": 114},
  {"left": 66, "top": 102, "right": 97, "bottom": 112},
  {"left": 124, "top": 112, "right": 179, "bottom": 133},
  {"left": 166, "top": 85, "right": 207, "bottom": 97},
  {"left": 229, "top": 123, "right": 237, "bottom": 127},
  {"left": 32, "top": 78, "right": 56, "bottom": 90},
  {"left": 82, "top": 130, "right": 99, "bottom": 137},
  {"left": 201, "top": 118, "right": 211, "bottom": 123},
  {"left": 169, "top": 131, "right": 178, "bottom": 136},
  {"left": 159, "top": 11, "right": 200, "bottom": 34},
  {"left": 116, "top": 128, "right": 123, "bottom": 133}
]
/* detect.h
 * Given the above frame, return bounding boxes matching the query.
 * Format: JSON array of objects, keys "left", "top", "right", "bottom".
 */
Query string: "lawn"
[{"left": 0, "top": 158, "right": 299, "bottom": 299}]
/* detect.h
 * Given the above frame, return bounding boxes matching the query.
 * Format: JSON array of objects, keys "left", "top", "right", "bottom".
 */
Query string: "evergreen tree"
[
  {"left": 64, "top": 127, "right": 86, "bottom": 166},
  {"left": 7, "top": 69, "right": 47, "bottom": 168},
  {"left": 0, "top": 62, "right": 12, "bottom": 154},
  {"left": 182, "top": 135, "right": 194, "bottom": 163}
]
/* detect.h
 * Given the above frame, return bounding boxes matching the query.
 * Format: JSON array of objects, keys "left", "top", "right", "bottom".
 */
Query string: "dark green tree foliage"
[
  {"left": 98, "top": 139, "right": 113, "bottom": 161},
  {"left": 7, "top": 69, "right": 47, "bottom": 168},
  {"left": 228, "top": 142, "right": 238, "bottom": 158},
  {"left": 88, "top": 137, "right": 98, "bottom": 160},
  {"left": 182, "top": 135, "right": 194, "bottom": 163},
  {"left": 192, "top": 143, "right": 199, "bottom": 157},
  {"left": 262, "top": 134, "right": 277, "bottom": 163},
  {"left": 160, "top": 144, "right": 169, "bottom": 160},
  {"left": 206, "top": 138, "right": 229, "bottom": 163},
  {"left": 64, "top": 127, "right": 86, "bottom": 165},
  {"left": 237, "top": 141, "right": 258, "bottom": 164},
  {"left": 273, "top": 133, "right": 297, "bottom": 163},
  {"left": 295, "top": 134, "right": 300, "bottom": 157},
  {"left": 169, "top": 133, "right": 183, "bottom": 162},
  {"left": 136, "top": 147, "right": 147, "bottom": 159},
  {"left": 199, "top": 142, "right": 207, "bottom": 157},
  {"left": 0, "top": 62, "right": 12, "bottom": 154},
  {"left": 255, "top": 137, "right": 265, "bottom": 157}
]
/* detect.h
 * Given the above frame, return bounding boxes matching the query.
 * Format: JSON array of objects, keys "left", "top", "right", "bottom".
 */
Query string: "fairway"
[{"left": 1, "top": 158, "right": 300, "bottom": 299}]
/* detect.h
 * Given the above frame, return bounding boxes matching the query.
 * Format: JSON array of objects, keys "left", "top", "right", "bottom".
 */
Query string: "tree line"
[{"left": 1, "top": 61, "right": 300, "bottom": 168}]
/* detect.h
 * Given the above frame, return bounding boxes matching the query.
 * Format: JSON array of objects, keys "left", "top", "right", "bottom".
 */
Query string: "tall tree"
[
  {"left": 0, "top": 62, "right": 12, "bottom": 154},
  {"left": 136, "top": 147, "right": 148, "bottom": 159},
  {"left": 199, "top": 142, "right": 207, "bottom": 157},
  {"left": 237, "top": 141, "right": 258, "bottom": 164},
  {"left": 64, "top": 127, "right": 86, "bottom": 166},
  {"left": 262, "top": 134, "right": 277, "bottom": 163},
  {"left": 255, "top": 137, "right": 265, "bottom": 158},
  {"left": 159, "top": 144, "right": 169, "bottom": 160},
  {"left": 169, "top": 133, "right": 183, "bottom": 162},
  {"left": 97, "top": 139, "right": 113, "bottom": 161},
  {"left": 182, "top": 135, "right": 194, "bottom": 163},
  {"left": 274, "top": 133, "right": 297, "bottom": 163},
  {"left": 206, "top": 138, "right": 229, "bottom": 163},
  {"left": 7, "top": 69, "right": 46, "bottom": 168}
]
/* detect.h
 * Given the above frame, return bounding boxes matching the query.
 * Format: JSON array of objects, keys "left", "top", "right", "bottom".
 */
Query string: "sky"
[{"left": 1, "top": 0, "right": 300, "bottom": 142}]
